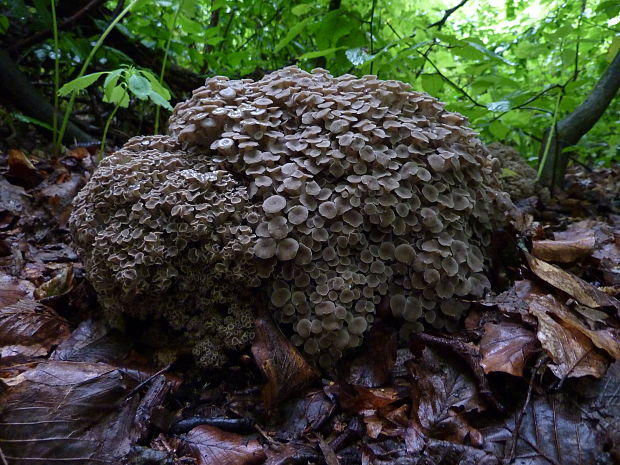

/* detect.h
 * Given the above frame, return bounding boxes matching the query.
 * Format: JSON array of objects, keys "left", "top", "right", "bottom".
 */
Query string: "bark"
[
  {"left": 0, "top": 50, "right": 93, "bottom": 143},
  {"left": 538, "top": 51, "right": 620, "bottom": 189}
]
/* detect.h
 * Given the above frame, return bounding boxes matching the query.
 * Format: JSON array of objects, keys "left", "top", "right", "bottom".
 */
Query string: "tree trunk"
[
  {"left": 538, "top": 51, "right": 620, "bottom": 190},
  {"left": 0, "top": 50, "right": 93, "bottom": 143}
]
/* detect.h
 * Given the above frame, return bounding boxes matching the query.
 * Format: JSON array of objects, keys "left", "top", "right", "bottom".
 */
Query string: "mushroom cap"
[{"left": 71, "top": 66, "right": 511, "bottom": 369}]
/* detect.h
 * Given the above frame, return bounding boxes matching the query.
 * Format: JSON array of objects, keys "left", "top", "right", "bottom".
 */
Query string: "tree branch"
[{"left": 428, "top": 0, "right": 470, "bottom": 30}]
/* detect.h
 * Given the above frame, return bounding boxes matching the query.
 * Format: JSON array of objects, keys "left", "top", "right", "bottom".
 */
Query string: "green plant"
[
  {"left": 56, "top": 0, "right": 142, "bottom": 146},
  {"left": 50, "top": 0, "right": 60, "bottom": 150},
  {"left": 58, "top": 66, "right": 172, "bottom": 158},
  {"left": 154, "top": 0, "right": 186, "bottom": 134}
]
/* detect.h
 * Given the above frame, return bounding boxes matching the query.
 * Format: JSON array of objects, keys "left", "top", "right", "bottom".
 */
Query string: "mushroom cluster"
[
  {"left": 487, "top": 142, "right": 542, "bottom": 201},
  {"left": 70, "top": 66, "right": 512, "bottom": 368}
]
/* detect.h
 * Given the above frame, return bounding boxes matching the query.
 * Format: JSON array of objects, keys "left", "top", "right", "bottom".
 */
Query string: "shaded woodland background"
[
  {"left": 0, "top": 0, "right": 618, "bottom": 187},
  {"left": 1, "top": 2, "right": 620, "bottom": 465}
]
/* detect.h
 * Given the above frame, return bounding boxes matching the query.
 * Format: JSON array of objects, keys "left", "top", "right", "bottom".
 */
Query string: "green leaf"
[
  {"left": 505, "top": 0, "right": 515, "bottom": 20},
  {"left": 608, "top": 36, "right": 620, "bottom": 63},
  {"left": 421, "top": 74, "right": 443, "bottom": 95},
  {"left": 465, "top": 40, "right": 515, "bottom": 65},
  {"left": 489, "top": 120, "right": 510, "bottom": 139},
  {"left": 147, "top": 89, "right": 173, "bottom": 110},
  {"left": 291, "top": 4, "right": 312, "bottom": 16},
  {"left": 127, "top": 74, "right": 152, "bottom": 99},
  {"left": 13, "top": 112, "right": 54, "bottom": 131},
  {"left": 105, "top": 85, "right": 130, "bottom": 108},
  {"left": 275, "top": 17, "right": 312, "bottom": 52},
  {"left": 345, "top": 48, "right": 375, "bottom": 66},
  {"left": 298, "top": 47, "right": 343, "bottom": 60},
  {"left": 103, "top": 68, "right": 124, "bottom": 101},
  {"left": 142, "top": 72, "right": 171, "bottom": 100},
  {"left": 487, "top": 100, "right": 511, "bottom": 112},
  {"left": 0, "top": 15, "right": 9, "bottom": 34},
  {"left": 206, "top": 36, "right": 224, "bottom": 45},
  {"left": 58, "top": 72, "right": 107, "bottom": 96}
]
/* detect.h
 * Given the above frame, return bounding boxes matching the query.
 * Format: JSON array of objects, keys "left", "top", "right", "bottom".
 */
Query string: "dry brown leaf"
[
  {"left": 408, "top": 347, "right": 485, "bottom": 446},
  {"left": 0, "top": 298, "right": 70, "bottom": 366},
  {"left": 34, "top": 263, "right": 74, "bottom": 300},
  {"left": 515, "top": 281, "right": 612, "bottom": 378},
  {"left": 180, "top": 425, "right": 266, "bottom": 465},
  {"left": 280, "top": 390, "right": 334, "bottom": 438},
  {"left": 524, "top": 251, "right": 620, "bottom": 312},
  {"left": 7, "top": 149, "right": 42, "bottom": 187},
  {"left": 251, "top": 313, "right": 319, "bottom": 413},
  {"left": 532, "top": 236, "right": 596, "bottom": 263},
  {"left": 479, "top": 321, "right": 540, "bottom": 376},
  {"left": 0, "top": 361, "right": 146, "bottom": 464},
  {"left": 516, "top": 280, "right": 620, "bottom": 359},
  {"left": 326, "top": 383, "right": 401, "bottom": 413},
  {"left": 0, "top": 273, "right": 34, "bottom": 307}
]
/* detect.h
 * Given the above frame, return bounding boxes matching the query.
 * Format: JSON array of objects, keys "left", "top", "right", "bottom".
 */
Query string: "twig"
[
  {"left": 416, "top": 52, "right": 486, "bottom": 108},
  {"left": 124, "top": 363, "right": 172, "bottom": 401},
  {"left": 428, "top": 0, "right": 470, "bottom": 30},
  {"left": 0, "top": 445, "right": 8, "bottom": 465},
  {"left": 506, "top": 355, "right": 548, "bottom": 463},
  {"left": 487, "top": 84, "right": 563, "bottom": 124},
  {"left": 8, "top": 0, "right": 107, "bottom": 54}
]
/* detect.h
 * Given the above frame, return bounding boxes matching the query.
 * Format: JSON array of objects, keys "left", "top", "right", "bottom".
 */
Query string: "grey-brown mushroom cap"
[{"left": 71, "top": 66, "right": 513, "bottom": 369}]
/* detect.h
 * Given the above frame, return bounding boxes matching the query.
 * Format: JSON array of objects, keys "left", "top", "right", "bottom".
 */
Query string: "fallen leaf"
[
  {"left": 7, "top": 148, "right": 43, "bottom": 187},
  {"left": 515, "top": 281, "right": 612, "bottom": 378},
  {"left": 179, "top": 425, "right": 266, "bottom": 465},
  {"left": 525, "top": 251, "right": 620, "bottom": 313},
  {"left": 317, "top": 435, "right": 340, "bottom": 465},
  {"left": 408, "top": 347, "right": 485, "bottom": 445},
  {"left": 575, "top": 361, "right": 620, "bottom": 453},
  {"left": 0, "top": 273, "right": 35, "bottom": 306},
  {"left": 532, "top": 236, "right": 596, "bottom": 263},
  {"left": 280, "top": 390, "right": 334, "bottom": 438},
  {"left": 34, "top": 263, "right": 74, "bottom": 300},
  {"left": 479, "top": 320, "right": 539, "bottom": 376},
  {"left": 346, "top": 322, "right": 397, "bottom": 387},
  {"left": 326, "top": 382, "right": 401, "bottom": 413},
  {"left": 0, "top": 176, "right": 28, "bottom": 217},
  {"left": 0, "top": 298, "right": 70, "bottom": 366},
  {"left": 50, "top": 319, "right": 132, "bottom": 364},
  {"left": 264, "top": 442, "right": 318, "bottom": 465},
  {"left": 0, "top": 361, "right": 146, "bottom": 464},
  {"left": 482, "top": 393, "right": 601, "bottom": 464},
  {"left": 251, "top": 312, "right": 319, "bottom": 413}
]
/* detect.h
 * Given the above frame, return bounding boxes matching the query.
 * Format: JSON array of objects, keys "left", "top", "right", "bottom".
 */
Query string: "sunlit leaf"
[
  {"left": 127, "top": 74, "right": 152, "bottom": 99},
  {"left": 274, "top": 17, "right": 313, "bottom": 52},
  {"left": 420, "top": 74, "right": 443, "bottom": 94},
  {"left": 346, "top": 47, "right": 375, "bottom": 66},
  {"left": 298, "top": 47, "right": 343, "bottom": 60},
  {"left": 487, "top": 100, "right": 511, "bottom": 112},
  {"left": 58, "top": 71, "right": 107, "bottom": 96},
  {"left": 291, "top": 3, "right": 312, "bottom": 16}
]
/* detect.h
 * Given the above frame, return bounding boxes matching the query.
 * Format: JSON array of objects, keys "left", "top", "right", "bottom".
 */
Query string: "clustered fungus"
[
  {"left": 487, "top": 142, "right": 547, "bottom": 202},
  {"left": 70, "top": 66, "right": 512, "bottom": 368}
]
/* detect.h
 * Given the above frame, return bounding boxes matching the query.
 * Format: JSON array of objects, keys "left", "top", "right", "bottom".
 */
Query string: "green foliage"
[
  {"left": 15, "top": 0, "right": 619, "bottom": 165},
  {"left": 59, "top": 67, "right": 171, "bottom": 110}
]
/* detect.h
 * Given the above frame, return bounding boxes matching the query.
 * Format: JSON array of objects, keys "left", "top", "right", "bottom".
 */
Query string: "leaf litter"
[{"left": 0, "top": 147, "right": 619, "bottom": 464}]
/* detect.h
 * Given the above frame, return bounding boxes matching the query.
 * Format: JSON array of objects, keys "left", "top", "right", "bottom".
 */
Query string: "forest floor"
[{"left": 0, "top": 139, "right": 619, "bottom": 465}]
